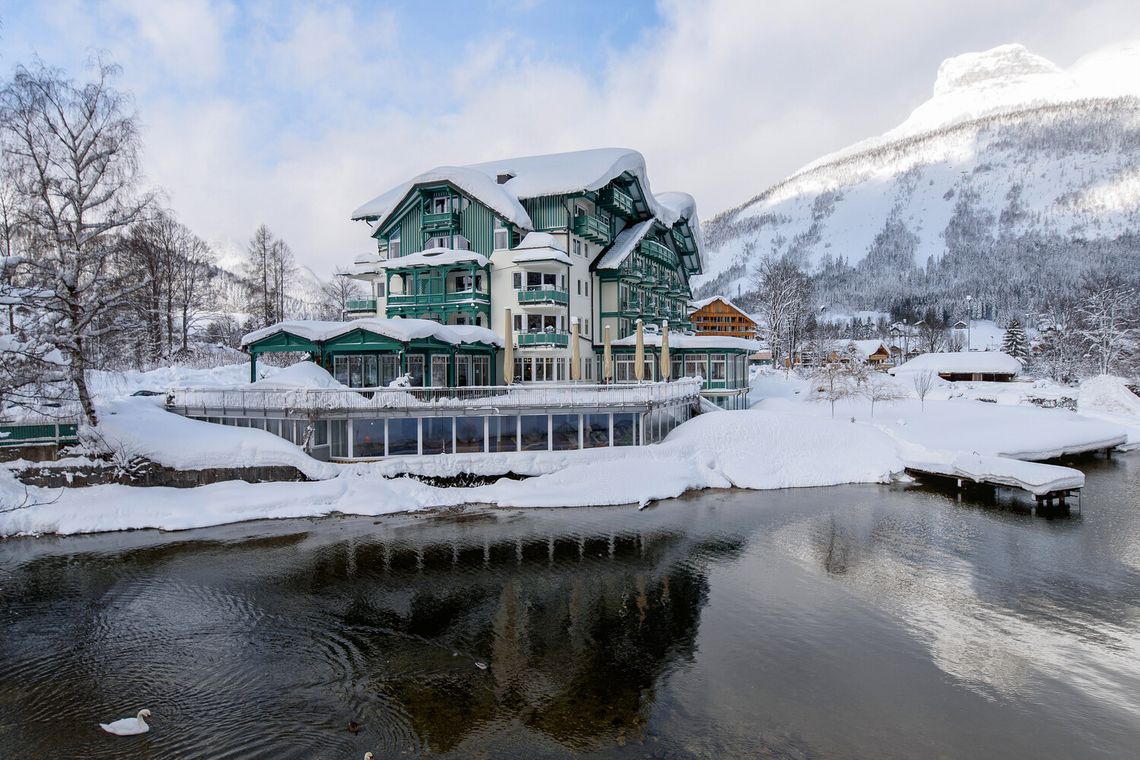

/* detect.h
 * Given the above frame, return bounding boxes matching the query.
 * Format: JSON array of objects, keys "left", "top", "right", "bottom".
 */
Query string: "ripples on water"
[{"left": 1, "top": 454, "right": 1138, "bottom": 758}]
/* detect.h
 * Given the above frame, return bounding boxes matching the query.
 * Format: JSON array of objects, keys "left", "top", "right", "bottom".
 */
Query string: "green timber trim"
[
  {"left": 0, "top": 421, "right": 80, "bottom": 447},
  {"left": 371, "top": 181, "right": 511, "bottom": 257},
  {"left": 524, "top": 195, "right": 569, "bottom": 231}
]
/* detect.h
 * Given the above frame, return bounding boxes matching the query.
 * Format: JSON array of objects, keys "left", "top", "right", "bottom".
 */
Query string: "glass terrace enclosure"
[{"left": 168, "top": 381, "right": 702, "bottom": 462}]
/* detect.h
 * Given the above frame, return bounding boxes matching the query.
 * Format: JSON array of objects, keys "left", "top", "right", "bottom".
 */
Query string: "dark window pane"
[
  {"left": 551, "top": 414, "right": 579, "bottom": 450},
  {"left": 455, "top": 416, "right": 484, "bottom": 453},
  {"left": 422, "top": 416, "right": 453, "bottom": 455},
  {"left": 488, "top": 415, "right": 517, "bottom": 452},
  {"left": 520, "top": 415, "right": 548, "bottom": 451},
  {"left": 583, "top": 413, "right": 610, "bottom": 448},
  {"left": 353, "top": 419, "right": 385, "bottom": 458},
  {"left": 387, "top": 418, "right": 419, "bottom": 455}
]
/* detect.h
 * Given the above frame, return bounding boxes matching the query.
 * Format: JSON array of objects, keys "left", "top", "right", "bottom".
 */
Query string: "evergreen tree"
[{"left": 1001, "top": 318, "right": 1029, "bottom": 364}]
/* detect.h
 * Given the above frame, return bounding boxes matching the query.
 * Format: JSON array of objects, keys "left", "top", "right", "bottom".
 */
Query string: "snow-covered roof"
[
  {"left": 352, "top": 147, "right": 677, "bottom": 233},
  {"left": 655, "top": 191, "right": 702, "bottom": 247},
  {"left": 508, "top": 232, "right": 573, "bottom": 265},
  {"left": 351, "top": 165, "right": 531, "bottom": 230},
  {"left": 612, "top": 332, "right": 761, "bottom": 352},
  {"left": 845, "top": 339, "right": 891, "bottom": 359},
  {"left": 889, "top": 351, "right": 1022, "bottom": 376},
  {"left": 242, "top": 318, "right": 503, "bottom": 349},
  {"left": 689, "top": 295, "right": 753, "bottom": 321},
  {"left": 594, "top": 218, "right": 655, "bottom": 270},
  {"left": 371, "top": 248, "right": 490, "bottom": 270}
]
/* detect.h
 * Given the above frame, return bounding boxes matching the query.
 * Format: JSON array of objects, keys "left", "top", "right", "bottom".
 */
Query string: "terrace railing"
[{"left": 166, "top": 379, "right": 703, "bottom": 416}]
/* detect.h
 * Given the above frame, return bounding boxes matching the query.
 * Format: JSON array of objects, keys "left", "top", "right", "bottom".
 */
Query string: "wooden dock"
[{"left": 904, "top": 452, "right": 1085, "bottom": 510}]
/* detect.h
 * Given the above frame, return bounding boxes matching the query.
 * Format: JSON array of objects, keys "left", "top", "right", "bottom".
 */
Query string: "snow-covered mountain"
[{"left": 697, "top": 43, "right": 1140, "bottom": 322}]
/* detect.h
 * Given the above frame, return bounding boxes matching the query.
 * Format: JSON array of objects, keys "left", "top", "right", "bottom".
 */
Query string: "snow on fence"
[{"left": 166, "top": 379, "right": 704, "bottom": 416}]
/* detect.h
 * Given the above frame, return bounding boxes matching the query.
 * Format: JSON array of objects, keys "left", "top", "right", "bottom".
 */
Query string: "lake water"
[{"left": 2, "top": 453, "right": 1138, "bottom": 759}]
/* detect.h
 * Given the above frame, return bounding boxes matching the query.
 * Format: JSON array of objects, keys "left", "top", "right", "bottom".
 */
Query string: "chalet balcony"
[
  {"left": 388, "top": 289, "right": 490, "bottom": 308},
  {"left": 517, "top": 288, "right": 569, "bottom": 306},
  {"left": 517, "top": 332, "right": 570, "bottom": 348},
  {"left": 598, "top": 186, "right": 634, "bottom": 218},
  {"left": 345, "top": 298, "right": 378, "bottom": 313},
  {"left": 422, "top": 210, "right": 461, "bottom": 234},
  {"left": 572, "top": 214, "right": 611, "bottom": 244},
  {"left": 639, "top": 239, "right": 672, "bottom": 264}
]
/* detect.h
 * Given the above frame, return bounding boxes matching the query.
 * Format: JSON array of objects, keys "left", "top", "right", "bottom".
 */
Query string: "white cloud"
[{"left": 5, "top": 0, "right": 1140, "bottom": 279}]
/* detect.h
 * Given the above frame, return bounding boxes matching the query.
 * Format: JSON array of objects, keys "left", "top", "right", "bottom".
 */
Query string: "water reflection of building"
[{"left": 290, "top": 519, "right": 744, "bottom": 753}]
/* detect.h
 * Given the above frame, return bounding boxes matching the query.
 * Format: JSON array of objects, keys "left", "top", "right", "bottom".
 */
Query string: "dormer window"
[
  {"left": 389, "top": 227, "right": 401, "bottom": 258},
  {"left": 493, "top": 218, "right": 509, "bottom": 250},
  {"left": 496, "top": 172, "right": 515, "bottom": 185}
]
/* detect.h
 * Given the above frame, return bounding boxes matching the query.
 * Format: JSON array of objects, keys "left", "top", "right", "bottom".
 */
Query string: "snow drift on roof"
[
  {"left": 242, "top": 318, "right": 503, "bottom": 349},
  {"left": 612, "top": 332, "right": 761, "bottom": 352},
  {"left": 889, "top": 351, "right": 1022, "bottom": 375},
  {"left": 595, "top": 218, "right": 655, "bottom": 270},
  {"left": 688, "top": 295, "right": 751, "bottom": 318},
  {"left": 515, "top": 231, "right": 566, "bottom": 252},
  {"left": 373, "top": 248, "right": 490, "bottom": 269},
  {"left": 352, "top": 147, "right": 675, "bottom": 232},
  {"left": 845, "top": 339, "right": 890, "bottom": 358},
  {"left": 351, "top": 166, "right": 532, "bottom": 229}
]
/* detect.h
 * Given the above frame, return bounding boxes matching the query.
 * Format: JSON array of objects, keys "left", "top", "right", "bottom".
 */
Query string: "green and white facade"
[{"left": 348, "top": 148, "right": 703, "bottom": 383}]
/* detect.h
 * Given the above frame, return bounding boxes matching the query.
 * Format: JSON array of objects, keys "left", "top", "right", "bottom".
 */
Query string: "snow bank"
[
  {"left": 87, "top": 363, "right": 263, "bottom": 403},
  {"left": 95, "top": 398, "right": 338, "bottom": 480},
  {"left": 250, "top": 361, "right": 342, "bottom": 389},
  {"left": 0, "top": 409, "right": 904, "bottom": 536},
  {"left": 1078, "top": 375, "right": 1140, "bottom": 449}
]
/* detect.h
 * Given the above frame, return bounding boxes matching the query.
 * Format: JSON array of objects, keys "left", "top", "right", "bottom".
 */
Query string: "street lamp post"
[{"left": 965, "top": 296, "right": 973, "bottom": 352}]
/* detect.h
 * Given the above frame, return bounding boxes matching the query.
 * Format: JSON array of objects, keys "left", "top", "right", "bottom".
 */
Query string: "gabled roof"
[
  {"left": 351, "top": 147, "right": 678, "bottom": 234},
  {"left": 689, "top": 295, "right": 754, "bottom": 322},
  {"left": 888, "top": 351, "right": 1021, "bottom": 375}
]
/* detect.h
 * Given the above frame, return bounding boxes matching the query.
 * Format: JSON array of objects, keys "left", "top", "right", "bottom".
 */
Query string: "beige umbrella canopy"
[
  {"left": 660, "top": 320, "right": 670, "bottom": 381},
  {"left": 603, "top": 324, "right": 613, "bottom": 383},
  {"left": 570, "top": 318, "right": 581, "bottom": 381},
  {"left": 502, "top": 308, "right": 514, "bottom": 385},
  {"left": 634, "top": 319, "right": 645, "bottom": 382}
]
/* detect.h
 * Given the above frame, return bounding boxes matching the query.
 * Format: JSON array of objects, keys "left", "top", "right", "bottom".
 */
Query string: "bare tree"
[
  {"left": 912, "top": 369, "right": 935, "bottom": 411},
  {"left": 753, "top": 255, "right": 811, "bottom": 369},
  {"left": 864, "top": 373, "right": 906, "bottom": 417},
  {"left": 318, "top": 267, "right": 364, "bottom": 320},
  {"left": 811, "top": 359, "right": 856, "bottom": 418},
  {"left": 0, "top": 58, "right": 152, "bottom": 425},
  {"left": 245, "top": 224, "right": 295, "bottom": 326},
  {"left": 1075, "top": 268, "right": 1137, "bottom": 377}
]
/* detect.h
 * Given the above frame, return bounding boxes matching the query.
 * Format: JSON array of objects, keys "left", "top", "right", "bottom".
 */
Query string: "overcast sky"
[{"left": 2, "top": 0, "right": 1139, "bottom": 276}]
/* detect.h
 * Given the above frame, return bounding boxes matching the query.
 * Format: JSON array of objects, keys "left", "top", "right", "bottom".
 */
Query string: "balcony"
[
  {"left": 517, "top": 332, "right": 570, "bottom": 348},
  {"left": 345, "top": 298, "right": 377, "bottom": 313},
  {"left": 598, "top": 186, "right": 634, "bottom": 218},
  {"left": 422, "top": 210, "right": 461, "bottom": 234},
  {"left": 388, "top": 290, "right": 490, "bottom": 308},
  {"left": 639, "top": 239, "right": 672, "bottom": 264},
  {"left": 518, "top": 288, "right": 569, "bottom": 306},
  {"left": 572, "top": 214, "right": 611, "bottom": 245}
]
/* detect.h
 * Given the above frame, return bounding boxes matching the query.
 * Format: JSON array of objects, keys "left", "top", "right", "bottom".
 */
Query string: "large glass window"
[
  {"left": 422, "top": 416, "right": 453, "bottom": 455},
  {"left": 406, "top": 355, "right": 425, "bottom": 387},
  {"left": 455, "top": 355, "right": 471, "bottom": 387},
  {"left": 455, "top": 416, "right": 485, "bottom": 453},
  {"left": 379, "top": 355, "right": 399, "bottom": 386},
  {"left": 354, "top": 419, "right": 385, "bottom": 458},
  {"left": 520, "top": 415, "right": 549, "bottom": 451},
  {"left": 551, "top": 414, "right": 579, "bottom": 451},
  {"left": 584, "top": 414, "right": 610, "bottom": 448},
  {"left": 613, "top": 413, "right": 638, "bottom": 446},
  {"left": 333, "top": 355, "right": 349, "bottom": 385},
  {"left": 387, "top": 418, "right": 419, "bottom": 455},
  {"left": 330, "top": 420, "right": 348, "bottom": 458},
  {"left": 364, "top": 355, "right": 378, "bottom": 387},
  {"left": 488, "top": 415, "right": 517, "bottom": 452},
  {"left": 711, "top": 353, "right": 727, "bottom": 382},
  {"left": 471, "top": 355, "right": 490, "bottom": 386},
  {"left": 684, "top": 353, "right": 708, "bottom": 380},
  {"left": 430, "top": 355, "right": 449, "bottom": 387},
  {"left": 615, "top": 355, "right": 635, "bottom": 383}
]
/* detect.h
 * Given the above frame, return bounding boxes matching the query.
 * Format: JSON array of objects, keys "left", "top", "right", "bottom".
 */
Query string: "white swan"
[{"left": 99, "top": 708, "right": 151, "bottom": 736}]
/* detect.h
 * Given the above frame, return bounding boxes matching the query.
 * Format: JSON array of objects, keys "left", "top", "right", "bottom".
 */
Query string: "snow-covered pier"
[{"left": 904, "top": 454, "right": 1086, "bottom": 507}]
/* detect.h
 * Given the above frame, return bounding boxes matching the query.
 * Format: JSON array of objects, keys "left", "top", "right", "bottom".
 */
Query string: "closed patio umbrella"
[
  {"left": 570, "top": 318, "right": 581, "bottom": 381},
  {"left": 660, "top": 320, "right": 670, "bottom": 381},
  {"left": 603, "top": 324, "right": 613, "bottom": 383},
  {"left": 634, "top": 319, "right": 645, "bottom": 382},
  {"left": 503, "top": 308, "right": 514, "bottom": 385}
]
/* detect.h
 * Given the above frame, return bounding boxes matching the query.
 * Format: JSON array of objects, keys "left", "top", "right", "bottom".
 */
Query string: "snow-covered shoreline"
[{"left": 2, "top": 366, "right": 1137, "bottom": 539}]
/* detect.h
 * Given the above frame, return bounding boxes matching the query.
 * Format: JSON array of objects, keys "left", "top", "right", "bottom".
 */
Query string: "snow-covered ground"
[{"left": 1, "top": 365, "right": 1135, "bottom": 537}]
